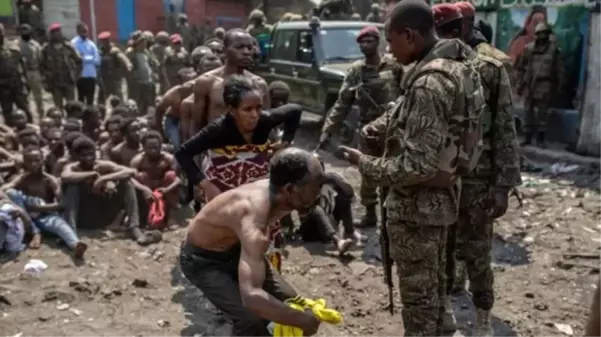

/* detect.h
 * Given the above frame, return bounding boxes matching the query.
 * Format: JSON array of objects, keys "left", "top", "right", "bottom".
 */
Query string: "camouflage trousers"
[
  {"left": 98, "top": 78, "right": 124, "bottom": 104},
  {"left": 358, "top": 134, "right": 382, "bottom": 207},
  {"left": 388, "top": 221, "right": 447, "bottom": 336},
  {"left": 447, "top": 183, "right": 495, "bottom": 310},
  {"left": 134, "top": 82, "right": 156, "bottom": 116},
  {"left": 0, "top": 86, "right": 31, "bottom": 124},
  {"left": 27, "top": 70, "right": 44, "bottom": 118},
  {"left": 50, "top": 86, "right": 75, "bottom": 111},
  {"left": 524, "top": 98, "right": 550, "bottom": 134}
]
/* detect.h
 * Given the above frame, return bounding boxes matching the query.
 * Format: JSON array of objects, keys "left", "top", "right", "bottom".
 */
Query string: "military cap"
[
  {"left": 48, "top": 22, "right": 62, "bottom": 31},
  {"left": 351, "top": 13, "right": 362, "bottom": 20},
  {"left": 178, "top": 13, "right": 188, "bottom": 21},
  {"left": 454, "top": 1, "right": 475, "bottom": 17},
  {"left": 170, "top": 33, "right": 182, "bottom": 43},
  {"left": 156, "top": 31, "right": 169, "bottom": 39},
  {"left": 371, "top": 3, "right": 381, "bottom": 10},
  {"left": 249, "top": 9, "right": 265, "bottom": 20},
  {"left": 98, "top": 31, "right": 111, "bottom": 39},
  {"left": 19, "top": 23, "right": 32, "bottom": 33},
  {"left": 142, "top": 30, "right": 154, "bottom": 38},
  {"left": 432, "top": 3, "right": 462, "bottom": 27},
  {"left": 356, "top": 25, "right": 380, "bottom": 42}
]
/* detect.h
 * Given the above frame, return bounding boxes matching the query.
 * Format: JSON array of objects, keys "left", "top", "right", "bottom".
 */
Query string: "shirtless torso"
[
  {"left": 131, "top": 151, "right": 175, "bottom": 190},
  {"left": 186, "top": 179, "right": 285, "bottom": 253},
  {"left": 7, "top": 172, "right": 58, "bottom": 202},
  {"left": 110, "top": 142, "right": 142, "bottom": 166},
  {"left": 179, "top": 94, "right": 195, "bottom": 141},
  {"left": 191, "top": 66, "right": 270, "bottom": 135},
  {"left": 155, "top": 80, "right": 196, "bottom": 127}
]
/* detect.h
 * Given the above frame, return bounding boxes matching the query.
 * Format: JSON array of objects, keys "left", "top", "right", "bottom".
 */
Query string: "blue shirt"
[{"left": 71, "top": 36, "right": 100, "bottom": 78}]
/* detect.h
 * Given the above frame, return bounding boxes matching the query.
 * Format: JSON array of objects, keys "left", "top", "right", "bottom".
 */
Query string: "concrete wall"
[{"left": 576, "top": 11, "right": 600, "bottom": 157}]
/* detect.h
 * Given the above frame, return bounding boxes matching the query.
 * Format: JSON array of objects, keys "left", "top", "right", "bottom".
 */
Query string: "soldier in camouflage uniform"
[
  {"left": 97, "top": 31, "right": 132, "bottom": 103},
  {"left": 126, "top": 34, "right": 160, "bottom": 115},
  {"left": 0, "top": 23, "right": 30, "bottom": 124},
  {"left": 317, "top": 26, "right": 402, "bottom": 228},
  {"left": 151, "top": 31, "right": 170, "bottom": 94},
  {"left": 433, "top": 4, "right": 521, "bottom": 336},
  {"left": 165, "top": 34, "right": 190, "bottom": 88},
  {"left": 214, "top": 27, "right": 226, "bottom": 42},
  {"left": 199, "top": 19, "right": 213, "bottom": 45},
  {"left": 366, "top": 4, "right": 383, "bottom": 23},
  {"left": 124, "top": 30, "right": 141, "bottom": 101},
  {"left": 516, "top": 22, "right": 564, "bottom": 148},
  {"left": 318, "top": 0, "right": 353, "bottom": 20},
  {"left": 41, "top": 23, "right": 82, "bottom": 111},
  {"left": 18, "top": 24, "right": 44, "bottom": 117},
  {"left": 246, "top": 10, "right": 273, "bottom": 39},
  {"left": 176, "top": 14, "right": 195, "bottom": 53},
  {"left": 18, "top": 0, "right": 44, "bottom": 44},
  {"left": 343, "top": 1, "right": 487, "bottom": 335}
]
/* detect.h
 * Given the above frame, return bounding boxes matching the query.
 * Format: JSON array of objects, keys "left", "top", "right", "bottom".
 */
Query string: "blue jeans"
[
  {"left": 163, "top": 115, "right": 181, "bottom": 148},
  {"left": 6, "top": 189, "right": 80, "bottom": 249}
]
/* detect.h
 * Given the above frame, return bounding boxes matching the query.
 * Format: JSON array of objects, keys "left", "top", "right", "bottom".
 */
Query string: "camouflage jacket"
[
  {"left": 176, "top": 24, "right": 195, "bottom": 51},
  {"left": 321, "top": 54, "right": 402, "bottom": 136},
  {"left": 100, "top": 44, "right": 132, "bottom": 81},
  {"left": 18, "top": 5, "right": 43, "bottom": 30},
  {"left": 466, "top": 52, "right": 521, "bottom": 188},
  {"left": 40, "top": 41, "right": 81, "bottom": 87},
  {"left": 365, "top": 13, "right": 382, "bottom": 23},
  {"left": 125, "top": 48, "right": 161, "bottom": 83},
  {"left": 358, "top": 39, "right": 484, "bottom": 226},
  {"left": 150, "top": 44, "right": 168, "bottom": 80},
  {"left": 246, "top": 24, "right": 273, "bottom": 38},
  {"left": 165, "top": 46, "right": 190, "bottom": 82},
  {"left": 515, "top": 41, "right": 564, "bottom": 101},
  {"left": 0, "top": 42, "right": 28, "bottom": 92},
  {"left": 18, "top": 38, "right": 42, "bottom": 72}
]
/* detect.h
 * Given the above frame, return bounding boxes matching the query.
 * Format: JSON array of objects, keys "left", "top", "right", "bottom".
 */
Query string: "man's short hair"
[
  {"left": 64, "top": 131, "right": 85, "bottom": 150},
  {"left": 141, "top": 130, "right": 162, "bottom": 145},
  {"left": 105, "top": 115, "right": 124, "bottom": 129},
  {"left": 223, "top": 28, "right": 248, "bottom": 47},
  {"left": 269, "top": 81, "right": 291, "bottom": 95},
  {"left": 64, "top": 100, "right": 85, "bottom": 117},
  {"left": 111, "top": 104, "right": 130, "bottom": 117},
  {"left": 388, "top": 0, "right": 434, "bottom": 35},
  {"left": 72, "top": 136, "right": 96, "bottom": 155},
  {"left": 269, "top": 148, "right": 315, "bottom": 189}
]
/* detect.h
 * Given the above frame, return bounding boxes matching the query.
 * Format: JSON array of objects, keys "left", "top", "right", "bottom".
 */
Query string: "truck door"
[
  {"left": 267, "top": 29, "right": 298, "bottom": 100},
  {"left": 294, "top": 30, "right": 321, "bottom": 112}
]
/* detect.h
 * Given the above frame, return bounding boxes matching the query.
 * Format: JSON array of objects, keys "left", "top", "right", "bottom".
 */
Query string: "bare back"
[{"left": 186, "top": 179, "right": 280, "bottom": 253}]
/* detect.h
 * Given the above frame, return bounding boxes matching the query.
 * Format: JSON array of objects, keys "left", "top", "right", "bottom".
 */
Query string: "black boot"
[
  {"left": 537, "top": 132, "right": 547, "bottom": 148},
  {"left": 520, "top": 133, "right": 533, "bottom": 146},
  {"left": 357, "top": 205, "right": 377, "bottom": 228}
]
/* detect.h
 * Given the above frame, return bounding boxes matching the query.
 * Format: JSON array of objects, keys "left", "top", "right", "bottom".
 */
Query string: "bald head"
[
  {"left": 388, "top": 0, "right": 434, "bottom": 35},
  {"left": 224, "top": 28, "right": 250, "bottom": 47},
  {"left": 269, "top": 148, "right": 323, "bottom": 189}
]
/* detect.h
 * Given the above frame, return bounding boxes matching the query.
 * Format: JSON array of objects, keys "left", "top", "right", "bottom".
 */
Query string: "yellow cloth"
[{"left": 272, "top": 296, "right": 343, "bottom": 336}]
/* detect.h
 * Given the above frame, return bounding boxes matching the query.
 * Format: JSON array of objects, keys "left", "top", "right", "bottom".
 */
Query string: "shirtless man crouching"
[
  {"left": 191, "top": 29, "right": 270, "bottom": 135},
  {"left": 180, "top": 148, "right": 323, "bottom": 336}
]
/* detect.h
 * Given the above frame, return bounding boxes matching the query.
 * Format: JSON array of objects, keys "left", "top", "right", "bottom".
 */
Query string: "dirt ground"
[{"left": 0, "top": 118, "right": 600, "bottom": 337}]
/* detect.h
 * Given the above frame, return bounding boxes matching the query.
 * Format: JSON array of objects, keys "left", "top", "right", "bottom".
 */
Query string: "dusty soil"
[{"left": 1, "top": 118, "right": 600, "bottom": 337}]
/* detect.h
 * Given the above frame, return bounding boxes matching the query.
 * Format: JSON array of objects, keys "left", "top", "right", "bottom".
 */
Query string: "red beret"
[
  {"left": 432, "top": 4, "right": 463, "bottom": 28},
  {"left": 170, "top": 34, "right": 182, "bottom": 43},
  {"left": 48, "top": 22, "right": 61, "bottom": 31},
  {"left": 356, "top": 25, "right": 380, "bottom": 42},
  {"left": 98, "top": 31, "right": 111, "bottom": 39},
  {"left": 455, "top": 1, "right": 476, "bottom": 17}
]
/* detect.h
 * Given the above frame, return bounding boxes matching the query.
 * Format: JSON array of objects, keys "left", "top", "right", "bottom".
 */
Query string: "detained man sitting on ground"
[
  {"left": 2, "top": 146, "right": 87, "bottom": 258},
  {"left": 131, "top": 130, "right": 181, "bottom": 230},
  {"left": 60, "top": 136, "right": 161, "bottom": 245}
]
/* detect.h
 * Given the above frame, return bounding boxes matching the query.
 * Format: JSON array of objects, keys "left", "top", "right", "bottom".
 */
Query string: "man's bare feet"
[{"left": 73, "top": 242, "right": 88, "bottom": 259}]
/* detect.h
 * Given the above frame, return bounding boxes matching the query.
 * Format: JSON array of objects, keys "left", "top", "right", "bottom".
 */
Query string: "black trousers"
[
  {"left": 76, "top": 77, "right": 96, "bottom": 105},
  {"left": 180, "top": 242, "right": 297, "bottom": 336}
]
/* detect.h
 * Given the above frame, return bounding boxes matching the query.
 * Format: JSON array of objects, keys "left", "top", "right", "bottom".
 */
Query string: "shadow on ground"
[{"left": 450, "top": 292, "right": 518, "bottom": 337}]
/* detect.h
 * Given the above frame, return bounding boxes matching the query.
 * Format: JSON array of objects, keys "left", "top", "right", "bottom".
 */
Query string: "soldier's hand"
[
  {"left": 360, "top": 124, "right": 379, "bottom": 140},
  {"left": 338, "top": 145, "right": 362, "bottom": 166},
  {"left": 490, "top": 187, "right": 510, "bottom": 219}
]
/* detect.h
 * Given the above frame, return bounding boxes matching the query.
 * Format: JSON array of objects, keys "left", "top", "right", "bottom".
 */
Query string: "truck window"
[
  {"left": 320, "top": 27, "right": 388, "bottom": 61},
  {"left": 297, "top": 30, "right": 314, "bottom": 64},
  {"left": 272, "top": 30, "right": 298, "bottom": 61}
]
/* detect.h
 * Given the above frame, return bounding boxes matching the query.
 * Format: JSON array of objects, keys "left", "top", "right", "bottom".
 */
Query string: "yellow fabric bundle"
[{"left": 271, "top": 296, "right": 343, "bottom": 336}]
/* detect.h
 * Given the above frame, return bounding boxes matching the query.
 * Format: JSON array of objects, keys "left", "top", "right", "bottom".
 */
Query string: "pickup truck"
[{"left": 255, "top": 18, "right": 387, "bottom": 115}]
